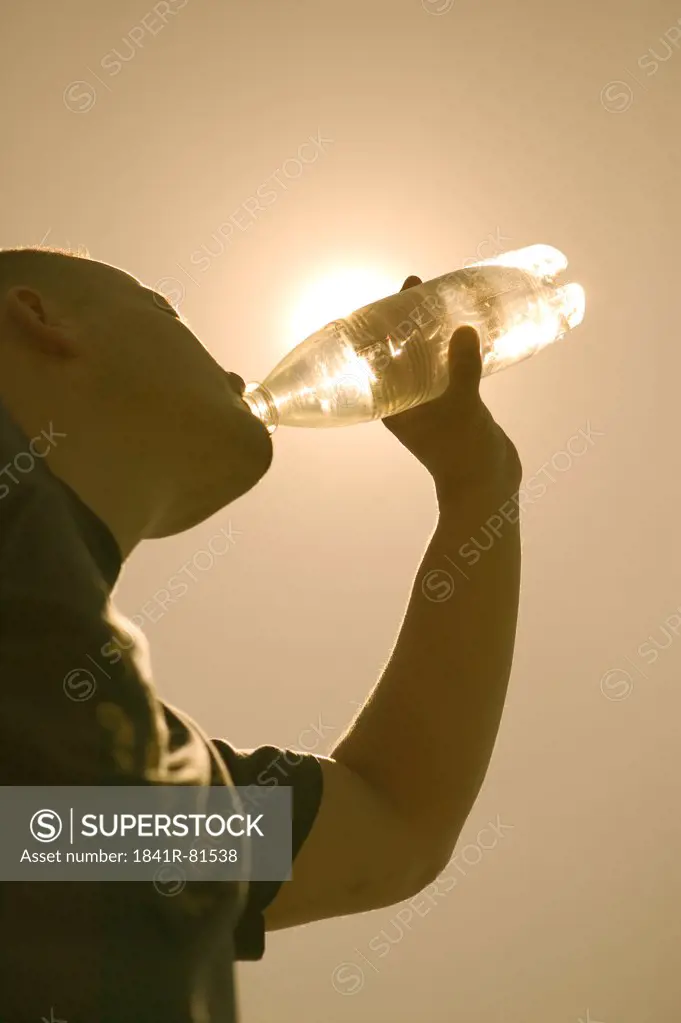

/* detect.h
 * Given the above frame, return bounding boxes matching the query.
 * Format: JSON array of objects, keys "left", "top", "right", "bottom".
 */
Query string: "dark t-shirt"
[{"left": 0, "top": 400, "right": 324, "bottom": 1022}]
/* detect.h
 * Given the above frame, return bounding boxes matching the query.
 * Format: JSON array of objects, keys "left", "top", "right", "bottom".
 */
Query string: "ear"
[{"left": 3, "top": 286, "right": 80, "bottom": 358}]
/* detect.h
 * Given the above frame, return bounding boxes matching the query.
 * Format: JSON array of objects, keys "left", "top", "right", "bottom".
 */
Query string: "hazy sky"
[{"left": 3, "top": 0, "right": 680, "bottom": 1020}]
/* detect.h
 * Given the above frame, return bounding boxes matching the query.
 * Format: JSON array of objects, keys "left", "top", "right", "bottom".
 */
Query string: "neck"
[
  {"left": 43, "top": 442, "right": 167, "bottom": 560},
  {"left": 0, "top": 368, "right": 170, "bottom": 560},
  {"left": 2, "top": 402, "right": 160, "bottom": 561}
]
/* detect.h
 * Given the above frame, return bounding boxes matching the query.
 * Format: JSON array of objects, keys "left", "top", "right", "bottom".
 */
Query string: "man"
[{"left": 0, "top": 247, "right": 522, "bottom": 1022}]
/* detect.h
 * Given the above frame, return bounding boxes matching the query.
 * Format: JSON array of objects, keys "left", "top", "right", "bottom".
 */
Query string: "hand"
[{"left": 383, "top": 276, "right": 522, "bottom": 509}]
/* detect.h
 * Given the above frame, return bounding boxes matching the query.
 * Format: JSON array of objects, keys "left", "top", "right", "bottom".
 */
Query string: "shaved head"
[
  {"left": 0, "top": 246, "right": 272, "bottom": 551},
  {"left": 0, "top": 247, "right": 144, "bottom": 319},
  {"left": 0, "top": 245, "right": 92, "bottom": 295}
]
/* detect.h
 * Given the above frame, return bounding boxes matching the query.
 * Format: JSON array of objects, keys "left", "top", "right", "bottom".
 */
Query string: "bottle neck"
[{"left": 242, "top": 383, "right": 279, "bottom": 433}]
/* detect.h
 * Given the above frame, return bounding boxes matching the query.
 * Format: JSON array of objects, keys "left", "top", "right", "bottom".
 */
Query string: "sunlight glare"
[{"left": 287, "top": 265, "right": 400, "bottom": 346}]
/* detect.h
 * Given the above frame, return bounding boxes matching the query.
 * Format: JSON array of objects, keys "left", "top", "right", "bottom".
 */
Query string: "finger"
[
  {"left": 445, "top": 325, "right": 483, "bottom": 404},
  {"left": 400, "top": 275, "right": 422, "bottom": 291}
]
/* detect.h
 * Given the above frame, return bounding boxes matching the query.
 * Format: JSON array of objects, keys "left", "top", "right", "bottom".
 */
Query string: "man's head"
[{"left": 0, "top": 247, "right": 273, "bottom": 555}]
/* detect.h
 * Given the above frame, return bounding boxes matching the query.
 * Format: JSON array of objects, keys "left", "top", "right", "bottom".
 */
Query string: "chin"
[{"left": 150, "top": 409, "right": 273, "bottom": 538}]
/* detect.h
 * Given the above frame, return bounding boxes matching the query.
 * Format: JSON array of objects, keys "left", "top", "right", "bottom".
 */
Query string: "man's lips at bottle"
[{"left": 226, "top": 372, "right": 246, "bottom": 397}]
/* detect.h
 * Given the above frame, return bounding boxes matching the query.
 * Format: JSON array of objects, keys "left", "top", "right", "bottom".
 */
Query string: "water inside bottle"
[
  {"left": 245, "top": 258, "right": 583, "bottom": 429},
  {"left": 335, "top": 264, "right": 546, "bottom": 420}
]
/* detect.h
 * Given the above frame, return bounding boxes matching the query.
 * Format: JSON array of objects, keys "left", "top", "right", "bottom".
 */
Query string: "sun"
[{"left": 287, "top": 265, "right": 400, "bottom": 345}]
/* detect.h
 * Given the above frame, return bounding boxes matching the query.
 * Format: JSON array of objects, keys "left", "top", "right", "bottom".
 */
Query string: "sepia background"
[{"left": 2, "top": 0, "right": 680, "bottom": 1019}]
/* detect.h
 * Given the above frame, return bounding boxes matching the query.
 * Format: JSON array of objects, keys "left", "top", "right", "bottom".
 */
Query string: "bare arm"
[
  {"left": 330, "top": 481, "right": 521, "bottom": 866},
  {"left": 265, "top": 281, "right": 523, "bottom": 929}
]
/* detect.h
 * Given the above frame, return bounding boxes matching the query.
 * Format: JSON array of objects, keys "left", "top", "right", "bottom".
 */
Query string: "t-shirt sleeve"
[{"left": 211, "top": 740, "right": 324, "bottom": 961}]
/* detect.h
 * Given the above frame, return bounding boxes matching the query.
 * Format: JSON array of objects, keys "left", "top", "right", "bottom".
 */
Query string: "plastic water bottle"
[{"left": 243, "top": 244, "right": 585, "bottom": 432}]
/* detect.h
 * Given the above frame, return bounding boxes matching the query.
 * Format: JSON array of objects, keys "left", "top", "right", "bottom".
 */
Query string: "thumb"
[{"left": 445, "top": 325, "right": 483, "bottom": 404}]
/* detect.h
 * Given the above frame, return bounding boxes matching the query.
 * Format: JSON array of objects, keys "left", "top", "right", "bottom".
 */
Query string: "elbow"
[
  {"left": 401, "top": 824, "right": 464, "bottom": 900},
  {"left": 416, "top": 840, "right": 456, "bottom": 894},
  {"left": 387, "top": 831, "right": 458, "bottom": 906}
]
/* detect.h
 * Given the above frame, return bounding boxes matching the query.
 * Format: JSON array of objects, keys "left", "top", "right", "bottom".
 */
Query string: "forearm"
[{"left": 331, "top": 483, "right": 521, "bottom": 863}]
